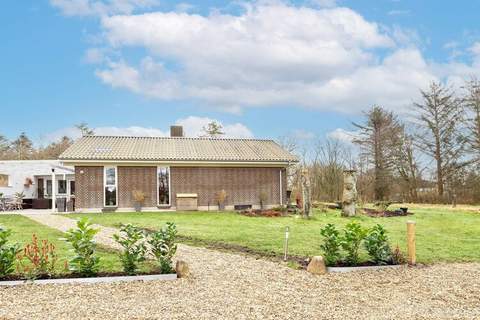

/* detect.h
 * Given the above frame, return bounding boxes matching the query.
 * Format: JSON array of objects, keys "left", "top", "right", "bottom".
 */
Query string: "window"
[
  {"left": 46, "top": 180, "right": 52, "bottom": 195},
  {"left": 104, "top": 167, "right": 117, "bottom": 207},
  {"left": 0, "top": 174, "right": 8, "bottom": 187},
  {"left": 58, "top": 180, "right": 67, "bottom": 194},
  {"left": 70, "top": 181, "right": 75, "bottom": 196},
  {"left": 157, "top": 167, "right": 170, "bottom": 206}
]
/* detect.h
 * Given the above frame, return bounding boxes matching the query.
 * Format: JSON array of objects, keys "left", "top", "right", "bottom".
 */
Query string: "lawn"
[
  {"left": 68, "top": 204, "right": 480, "bottom": 264},
  {"left": 0, "top": 215, "right": 125, "bottom": 274}
]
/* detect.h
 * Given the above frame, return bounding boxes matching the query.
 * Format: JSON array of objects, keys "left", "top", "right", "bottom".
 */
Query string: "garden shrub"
[
  {"left": 17, "top": 234, "right": 58, "bottom": 279},
  {"left": 341, "top": 222, "right": 367, "bottom": 266},
  {"left": 319, "top": 224, "right": 342, "bottom": 266},
  {"left": 0, "top": 226, "right": 20, "bottom": 278},
  {"left": 113, "top": 224, "right": 147, "bottom": 275},
  {"left": 147, "top": 222, "right": 178, "bottom": 273},
  {"left": 64, "top": 218, "right": 100, "bottom": 276},
  {"left": 364, "top": 224, "right": 392, "bottom": 265}
]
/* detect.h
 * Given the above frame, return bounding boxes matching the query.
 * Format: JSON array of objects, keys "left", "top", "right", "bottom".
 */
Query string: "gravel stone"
[{"left": 2, "top": 213, "right": 477, "bottom": 320}]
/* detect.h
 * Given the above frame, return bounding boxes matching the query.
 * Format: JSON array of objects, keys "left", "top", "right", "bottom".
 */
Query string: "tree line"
[{"left": 285, "top": 79, "right": 480, "bottom": 205}]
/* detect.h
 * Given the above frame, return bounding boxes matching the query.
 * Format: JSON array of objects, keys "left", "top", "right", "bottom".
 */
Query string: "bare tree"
[
  {"left": 311, "top": 139, "right": 351, "bottom": 202},
  {"left": 463, "top": 77, "right": 480, "bottom": 162},
  {"left": 353, "top": 106, "right": 404, "bottom": 200},
  {"left": 413, "top": 82, "right": 466, "bottom": 199},
  {"left": 36, "top": 136, "right": 73, "bottom": 159},
  {"left": 393, "top": 132, "right": 421, "bottom": 202},
  {"left": 11, "top": 132, "right": 34, "bottom": 160},
  {"left": 0, "top": 135, "right": 10, "bottom": 159}
]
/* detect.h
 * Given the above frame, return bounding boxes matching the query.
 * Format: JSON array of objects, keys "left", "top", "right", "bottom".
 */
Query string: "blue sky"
[{"left": 1, "top": 0, "right": 480, "bottom": 145}]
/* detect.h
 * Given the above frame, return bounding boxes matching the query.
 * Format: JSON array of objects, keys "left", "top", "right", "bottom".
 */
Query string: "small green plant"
[
  {"left": 364, "top": 224, "right": 392, "bottom": 265},
  {"left": 113, "top": 224, "right": 147, "bottom": 275},
  {"left": 147, "top": 222, "right": 178, "bottom": 274},
  {"left": 64, "top": 218, "right": 100, "bottom": 276},
  {"left": 320, "top": 224, "right": 342, "bottom": 266},
  {"left": 341, "top": 222, "right": 367, "bottom": 266},
  {"left": 0, "top": 226, "right": 20, "bottom": 278},
  {"left": 17, "top": 234, "right": 58, "bottom": 279}
]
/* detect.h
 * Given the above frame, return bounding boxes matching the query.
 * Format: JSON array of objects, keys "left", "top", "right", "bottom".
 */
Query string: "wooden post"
[{"left": 407, "top": 221, "right": 416, "bottom": 265}]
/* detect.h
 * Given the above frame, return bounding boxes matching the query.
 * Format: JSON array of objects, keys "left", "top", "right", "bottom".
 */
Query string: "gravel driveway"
[{"left": 1, "top": 214, "right": 479, "bottom": 320}]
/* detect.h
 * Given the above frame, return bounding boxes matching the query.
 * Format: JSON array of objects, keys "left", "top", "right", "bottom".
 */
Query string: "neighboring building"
[
  {"left": 0, "top": 160, "right": 75, "bottom": 208},
  {"left": 59, "top": 126, "right": 298, "bottom": 212}
]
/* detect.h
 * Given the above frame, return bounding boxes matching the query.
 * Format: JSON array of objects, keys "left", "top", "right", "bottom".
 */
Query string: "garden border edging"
[
  {"left": 327, "top": 265, "right": 403, "bottom": 273},
  {"left": 0, "top": 273, "right": 178, "bottom": 286}
]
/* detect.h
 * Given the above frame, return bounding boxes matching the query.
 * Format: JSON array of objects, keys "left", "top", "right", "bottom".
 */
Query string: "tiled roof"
[{"left": 59, "top": 136, "right": 298, "bottom": 163}]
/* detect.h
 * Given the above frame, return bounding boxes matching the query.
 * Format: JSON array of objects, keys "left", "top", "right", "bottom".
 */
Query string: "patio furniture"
[
  {"left": 5, "top": 198, "right": 23, "bottom": 211},
  {"left": 0, "top": 198, "right": 6, "bottom": 211}
]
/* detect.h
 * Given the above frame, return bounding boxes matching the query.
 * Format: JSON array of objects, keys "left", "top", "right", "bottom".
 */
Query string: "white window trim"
[
  {"left": 104, "top": 166, "right": 118, "bottom": 207},
  {"left": 157, "top": 166, "right": 171, "bottom": 207}
]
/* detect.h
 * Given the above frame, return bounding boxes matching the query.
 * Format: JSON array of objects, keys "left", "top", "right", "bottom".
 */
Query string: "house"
[
  {"left": 0, "top": 160, "right": 75, "bottom": 209},
  {"left": 59, "top": 126, "right": 298, "bottom": 212}
]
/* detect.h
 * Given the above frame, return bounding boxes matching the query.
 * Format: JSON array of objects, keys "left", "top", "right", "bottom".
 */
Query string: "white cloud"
[
  {"left": 54, "top": 1, "right": 480, "bottom": 114},
  {"left": 175, "top": 116, "right": 254, "bottom": 138},
  {"left": 327, "top": 128, "right": 358, "bottom": 143},
  {"left": 96, "top": 3, "right": 430, "bottom": 114},
  {"left": 292, "top": 129, "right": 315, "bottom": 140},
  {"left": 50, "top": 0, "right": 159, "bottom": 17},
  {"left": 84, "top": 48, "right": 105, "bottom": 64},
  {"left": 39, "top": 117, "right": 254, "bottom": 145}
]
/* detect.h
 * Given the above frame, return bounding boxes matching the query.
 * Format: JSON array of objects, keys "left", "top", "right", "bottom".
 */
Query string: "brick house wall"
[
  {"left": 170, "top": 167, "right": 287, "bottom": 208},
  {"left": 75, "top": 165, "right": 287, "bottom": 210},
  {"left": 118, "top": 167, "right": 157, "bottom": 208},
  {"left": 75, "top": 166, "right": 103, "bottom": 209}
]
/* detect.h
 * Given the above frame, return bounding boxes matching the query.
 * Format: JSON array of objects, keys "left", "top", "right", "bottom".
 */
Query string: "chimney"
[{"left": 170, "top": 125, "right": 184, "bottom": 137}]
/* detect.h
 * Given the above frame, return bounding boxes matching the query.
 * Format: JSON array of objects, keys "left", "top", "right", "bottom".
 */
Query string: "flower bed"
[
  {"left": 238, "top": 208, "right": 289, "bottom": 217},
  {"left": 363, "top": 208, "right": 413, "bottom": 217},
  {"left": 319, "top": 222, "right": 406, "bottom": 269},
  {"left": 0, "top": 218, "right": 179, "bottom": 283}
]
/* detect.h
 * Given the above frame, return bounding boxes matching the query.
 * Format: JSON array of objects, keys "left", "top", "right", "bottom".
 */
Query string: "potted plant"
[
  {"left": 132, "top": 190, "right": 146, "bottom": 212},
  {"left": 216, "top": 189, "right": 227, "bottom": 211},
  {"left": 259, "top": 191, "right": 268, "bottom": 210}
]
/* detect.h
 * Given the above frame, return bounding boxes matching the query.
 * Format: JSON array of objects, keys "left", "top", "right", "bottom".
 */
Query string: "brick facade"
[
  {"left": 118, "top": 166, "right": 157, "bottom": 208},
  {"left": 75, "top": 165, "right": 287, "bottom": 210},
  {"left": 75, "top": 166, "right": 103, "bottom": 209},
  {"left": 170, "top": 167, "right": 287, "bottom": 208}
]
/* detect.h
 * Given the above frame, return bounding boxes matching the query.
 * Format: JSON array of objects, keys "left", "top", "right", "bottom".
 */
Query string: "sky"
[{"left": 1, "top": 0, "right": 480, "bottom": 146}]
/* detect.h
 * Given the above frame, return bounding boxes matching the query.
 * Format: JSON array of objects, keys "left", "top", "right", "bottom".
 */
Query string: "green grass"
[
  {"left": 0, "top": 215, "right": 125, "bottom": 274},
  {"left": 67, "top": 205, "right": 480, "bottom": 264}
]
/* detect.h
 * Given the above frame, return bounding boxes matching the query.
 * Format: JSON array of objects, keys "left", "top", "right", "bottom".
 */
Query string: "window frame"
[
  {"left": 57, "top": 180, "right": 67, "bottom": 195},
  {"left": 157, "top": 166, "right": 171, "bottom": 207},
  {"left": 103, "top": 166, "right": 118, "bottom": 207}
]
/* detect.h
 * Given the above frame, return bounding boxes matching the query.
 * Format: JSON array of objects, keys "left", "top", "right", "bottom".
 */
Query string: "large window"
[
  {"left": 58, "top": 180, "right": 67, "bottom": 194},
  {"left": 46, "top": 180, "right": 52, "bottom": 195},
  {"left": 70, "top": 181, "right": 75, "bottom": 196},
  {"left": 104, "top": 167, "right": 117, "bottom": 207},
  {"left": 157, "top": 167, "right": 170, "bottom": 206}
]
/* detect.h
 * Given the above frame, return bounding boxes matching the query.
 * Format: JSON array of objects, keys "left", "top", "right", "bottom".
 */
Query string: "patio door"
[{"left": 37, "top": 178, "right": 44, "bottom": 198}]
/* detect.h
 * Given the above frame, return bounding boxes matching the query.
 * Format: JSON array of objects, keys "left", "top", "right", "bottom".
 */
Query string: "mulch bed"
[
  {"left": 363, "top": 208, "right": 414, "bottom": 217},
  {"left": 238, "top": 209, "right": 288, "bottom": 217}
]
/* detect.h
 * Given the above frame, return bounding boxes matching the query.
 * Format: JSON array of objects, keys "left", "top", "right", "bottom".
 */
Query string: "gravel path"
[{"left": 1, "top": 214, "right": 479, "bottom": 320}]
